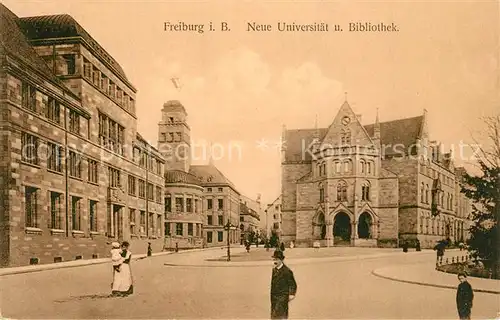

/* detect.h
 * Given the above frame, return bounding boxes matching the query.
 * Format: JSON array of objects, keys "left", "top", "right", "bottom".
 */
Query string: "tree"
[{"left": 461, "top": 115, "right": 500, "bottom": 277}]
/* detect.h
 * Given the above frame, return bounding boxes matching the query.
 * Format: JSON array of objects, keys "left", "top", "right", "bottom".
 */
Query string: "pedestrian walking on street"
[
  {"left": 456, "top": 272, "right": 474, "bottom": 320},
  {"left": 147, "top": 242, "right": 152, "bottom": 257},
  {"left": 111, "top": 241, "right": 134, "bottom": 297},
  {"left": 415, "top": 239, "right": 421, "bottom": 252},
  {"left": 280, "top": 242, "right": 285, "bottom": 252},
  {"left": 270, "top": 250, "right": 297, "bottom": 319}
]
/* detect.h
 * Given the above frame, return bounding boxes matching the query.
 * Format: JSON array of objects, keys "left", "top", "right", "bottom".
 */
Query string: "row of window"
[
  {"left": 127, "top": 176, "right": 163, "bottom": 203},
  {"left": 128, "top": 208, "right": 162, "bottom": 237},
  {"left": 25, "top": 187, "right": 97, "bottom": 232},
  {"left": 159, "top": 132, "right": 183, "bottom": 143},
  {"left": 420, "top": 160, "right": 455, "bottom": 186},
  {"left": 318, "top": 181, "right": 371, "bottom": 202},
  {"left": 164, "top": 222, "right": 202, "bottom": 237},
  {"left": 418, "top": 216, "right": 465, "bottom": 236},
  {"left": 419, "top": 183, "right": 454, "bottom": 210},
  {"left": 206, "top": 231, "right": 225, "bottom": 243},
  {"left": 164, "top": 196, "right": 202, "bottom": 213},
  {"left": 132, "top": 146, "right": 163, "bottom": 176},
  {"left": 317, "top": 159, "right": 375, "bottom": 176},
  {"left": 21, "top": 132, "right": 163, "bottom": 202},
  {"left": 207, "top": 215, "right": 225, "bottom": 226},
  {"left": 206, "top": 187, "right": 224, "bottom": 192},
  {"left": 18, "top": 81, "right": 83, "bottom": 135},
  {"left": 83, "top": 58, "right": 136, "bottom": 114}
]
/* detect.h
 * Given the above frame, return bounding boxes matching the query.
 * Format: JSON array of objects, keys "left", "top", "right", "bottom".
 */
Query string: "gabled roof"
[
  {"left": 18, "top": 13, "right": 135, "bottom": 91},
  {"left": 283, "top": 115, "right": 424, "bottom": 162},
  {"left": 365, "top": 116, "right": 423, "bottom": 156},
  {"left": 189, "top": 164, "right": 239, "bottom": 193},
  {"left": 0, "top": 4, "right": 67, "bottom": 87},
  {"left": 165, "top": 170, "right": 202, "bottom": 186}
]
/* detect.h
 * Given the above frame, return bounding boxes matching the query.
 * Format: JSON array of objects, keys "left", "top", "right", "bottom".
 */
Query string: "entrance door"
[
  {"left": 113, "top": 205, "right": 123, "bottom": 240},
  {"left": 333, "top": 212, "right": 351, "bottom": 242}
]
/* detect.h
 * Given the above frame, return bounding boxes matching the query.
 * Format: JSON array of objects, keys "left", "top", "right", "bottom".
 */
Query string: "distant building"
[
  {"left": 239, "top": 201, "right": 260, "bottom": 244},
  {"left": 158, "top": 101, "right": 241, "bottom": 248},
  {"left": 265, "top": 195, "right": 282, "bottom": 238},
  {"left": 0, "top": 5, "right": 165, "bottom": 267},
  {"left": 281, "top": 100, "right": 472, "bottom": 248}
]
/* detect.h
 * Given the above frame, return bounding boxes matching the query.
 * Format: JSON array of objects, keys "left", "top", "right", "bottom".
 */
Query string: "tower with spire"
[{"left": 157, "top": 100, "right": 191, "bottom": 172}]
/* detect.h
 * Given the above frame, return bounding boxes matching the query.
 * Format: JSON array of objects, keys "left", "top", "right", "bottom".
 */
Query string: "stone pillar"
[
  {"left": 183, "top": 194, "right": 187, "bottom": 213},
  {"left": 351, "top": 220, "right": 358, "bottom": 244},
  {"left": 326, "top": 222, "right": 333, "bottom": 247}
]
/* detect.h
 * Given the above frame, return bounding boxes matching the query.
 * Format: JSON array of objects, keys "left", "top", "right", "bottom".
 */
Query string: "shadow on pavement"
[{"left": 54, "top": 293, "right": 117, "bottom": 303}]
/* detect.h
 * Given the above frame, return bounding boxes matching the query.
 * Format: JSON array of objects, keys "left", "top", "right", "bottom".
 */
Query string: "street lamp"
[{"left": 225, "top": 220, "right": 235, "bottom": 261}]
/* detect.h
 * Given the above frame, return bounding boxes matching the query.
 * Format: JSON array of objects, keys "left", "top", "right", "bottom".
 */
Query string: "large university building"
[
  {"left": 281, "top": 101, "right": 472, "bottom": 248},
  {"left": 0, "top": 5, "right": 165, "bottom": 267},
  {"left": 158, "top": 101, "right": 241, "bottom": 249}
]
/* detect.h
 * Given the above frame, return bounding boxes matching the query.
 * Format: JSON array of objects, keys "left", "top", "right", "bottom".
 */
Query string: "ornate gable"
[{"left": 321, "top": 101, "right": 374, "bottom": 147}]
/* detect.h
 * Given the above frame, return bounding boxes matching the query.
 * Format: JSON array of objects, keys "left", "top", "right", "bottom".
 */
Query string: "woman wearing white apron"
[{"left": 111, "top": 241, "right": 134, "bottom": 296}]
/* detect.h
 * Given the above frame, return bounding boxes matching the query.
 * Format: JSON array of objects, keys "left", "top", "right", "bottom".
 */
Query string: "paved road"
[{"left": 1, "top": 248, "right": 498, "bottom": 319}]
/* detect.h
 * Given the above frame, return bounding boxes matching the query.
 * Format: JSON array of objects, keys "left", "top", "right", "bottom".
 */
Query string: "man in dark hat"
[{"left": 270, "top": 250, "right": 297, "bottom": 319}]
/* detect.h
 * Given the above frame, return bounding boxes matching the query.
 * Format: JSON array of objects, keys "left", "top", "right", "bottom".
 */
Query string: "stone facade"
[
  {"left": 157, "top": 101, "right": 242, "bottom": 249},
  {"left": 239, "top": 199, "right": 260, "bottom": 244},
  {"left": 0, "top": 6, "right": 165, "bottom": 267},
  {"left": 265, "top": 195, "right": 282, "bottom": 238},
  {"left": 281, "top": 101, "right": 472, "bottom": 248}
]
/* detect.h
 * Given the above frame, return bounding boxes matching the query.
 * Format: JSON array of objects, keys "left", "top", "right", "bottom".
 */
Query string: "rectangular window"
[
  {"left": 83, "top": 59, "right": 92, "bottom": 79},
  {"left": 92, "top": 66, "right": 100, "bottom": 86},
  {"left": 156, "top": 161, "right": 162, "bottom": 175},
  {"left": 46, "top": 98, "right": 60, "bottom": 124},
  {"left": 71, "top": 196, "right": 81, "bottom": 231},
  {"left": 156, "top": 186, "right": 162, "bottom": 203},
  {"left": 186, "top": 198, "right": 192, "bottom": 212},
  {"left": 218, "top": 199, "right": 224, "bottom": 210},
  {"left": 188, "top": 223, "right": 193, "bottom": 236},
  {"left": 207, "top": 216, "right": 213, "bottom": 225},
  {"left": 148, "top": 213, "right": 154, "bottom": 237},
  {"left": 176, "top": 223, "right": 183, "bottom": 236},
  {"left": 69, "top": 109, "right": 80, "bottom": 134},
  {"left": 207, "top": 199, "right": 213, "bottom": 210},
  {"left": 175, "top": 197, "right": 183, "bottom": 212},
  {"left": 25, "top": 186, "right": 38, "bottom": 228},
  {"left": 165, "top": 222, "right": 171, "bottom": 236},
  {"left": 21, "top": 82, "right": 37, "bottom": 112},
  {"left": 147, "top": 183, "right": 154, "bottom": 200},
  {"left": 218, "top": 231, "right": 223, "bottom": 242},
  {"left": 89, "top": 200, "right": 98, "bottom": 232},
  {"left": 47, "top": 142, "right": 63, "bottom": 172},
  {"left": 128, "top": 176, "right": 136, "bottom": 196},
  {"left": 49, "top": 191, "right": 62, "bottom": 229},
  {"left": 138, "top": 180, "right": 145, "bottom": 198},
  {"left": 218, "top": 187, "right": 223, "bottom": 192},
  {"left": 98, "top": 112, "right": 124, "bottom": 155},
  {"left": 140, "top": 211, "right": 146, "bottom": 234},
  {"left": 165, "top": 196, "right": 171, "bottom": 212},
  {"left": 87, "top": 159, "right": 98, "bottom": 183},
  {"left": 108, "top": 167, "right": 121, "bottom": 188},
  {"left": 218, "top": 215, "right": 223, "bottom": 226},
  {"left": 207, "top": 231, "right": 213, "bottom": 243},
  {"left": 63, "top": 55, "right": 76, "bottom": 75},
  {"left": 194, "top": 199, "right": 199, "bottom": 213},
  {"left": 68, "top": 151, "right": 82, "bottom": 178},
  {"left": 21, "top": 133, "right": 39, "bottom": 165}
]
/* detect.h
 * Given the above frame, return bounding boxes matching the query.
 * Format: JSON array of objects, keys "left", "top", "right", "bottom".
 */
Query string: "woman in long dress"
[{"left": 111, "top": 241, "right": 134, "bottom": 296}]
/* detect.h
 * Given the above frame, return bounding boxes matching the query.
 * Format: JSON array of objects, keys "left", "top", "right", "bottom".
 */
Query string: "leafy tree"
[
  {"left": 269, "top": 230, "right": 279, "bottom": 248},
  {"left": 461, "top": 115, "right": 500, "bottom": 277}
]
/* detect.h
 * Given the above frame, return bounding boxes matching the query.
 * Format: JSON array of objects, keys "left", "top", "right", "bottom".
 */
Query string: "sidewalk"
[
  {"left": 372, "top": 262, "right": 500, "bottom": 294},
  {"left": 0, "top": 246, "right": 224, "bottom": 276}
]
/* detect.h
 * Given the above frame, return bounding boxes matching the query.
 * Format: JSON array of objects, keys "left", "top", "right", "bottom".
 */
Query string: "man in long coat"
[
  {"left": 270, "top": 250, "right": 297, "bottom": 319},
  {"left": 456, "top": 272, "right": 474, "bottom": 319}
]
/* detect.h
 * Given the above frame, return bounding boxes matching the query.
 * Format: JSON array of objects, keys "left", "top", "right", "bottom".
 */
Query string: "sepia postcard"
[{"left": 0, "top": 0, "right": 499, "bottom": 319}]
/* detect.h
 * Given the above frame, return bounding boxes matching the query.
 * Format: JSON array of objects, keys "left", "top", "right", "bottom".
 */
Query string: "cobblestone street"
[{"left": 1, "top": 248, "right": 498, "bottom": 319}]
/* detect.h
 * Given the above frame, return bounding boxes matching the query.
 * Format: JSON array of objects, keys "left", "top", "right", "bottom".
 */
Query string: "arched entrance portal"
[
  {"left": 333, "top": 212, "right": 351, "bottom": 242},
  {"left": 358, "top": 212, "right": 372, "bottom": 239},
  {"left": 313, "top": 212, "right": 326, "bottom": 240}
]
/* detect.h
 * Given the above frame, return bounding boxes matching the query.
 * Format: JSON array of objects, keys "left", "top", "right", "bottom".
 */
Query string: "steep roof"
[
  {"left": 189, "top": 164, "right": 239, "bottom": 193},
  {"left": 165, "top": 170, "right": 202, "bottom": 186},
  {"left": 283, "top": 116, "right": 424, "bottom": 162},
  {"left": 0, "top": 4, "right": 66, "bottom": 87},
  {"left": 18, "top": 13, "right": 135, "bottom": 91}
]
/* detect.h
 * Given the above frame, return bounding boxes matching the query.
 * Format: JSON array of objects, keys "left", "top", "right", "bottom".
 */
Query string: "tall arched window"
[
  {"left": 360, "top": 160, "right": 366, "bottom": 174},
  {"left": 361, "top": 181, "right": 370, "bottom": 201},
  {"left": 321, "top": 163, "right": 326, "bottom": 176},
  {"left": 337, "top": 181, "right": 347, "bottom": 201},
  {"left": 335, "top": 161, "right": 341, "bottom": 173},
  {"left": 343, "top": 160, "right": 351, "bottom": 173},
  {"left": 420, "top": 183, "right": 425, "bottom": 203},
  {"left": 425, "top": 184, "right": 429, "bottom": 203},
  {"left": 319, "top": 183, "right": 324, "bottom": 202},
  {"left": 367, "top": 162, "right": 372, "bottom": 174}
]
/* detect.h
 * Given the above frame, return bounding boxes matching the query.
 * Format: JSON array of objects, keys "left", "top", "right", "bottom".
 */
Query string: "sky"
[{"left": 5, "top": 0, "right": 499, "bottom": 205}]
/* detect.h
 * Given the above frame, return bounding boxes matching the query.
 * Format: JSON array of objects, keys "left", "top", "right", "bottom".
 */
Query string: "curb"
[
  {"left": 0, "top": 247, "right": 223, "bottom": 276},
  {"left": 371, "top": 269, "right": 500, "bottom": 295},
  {"left": 162, "top": 251, "right": 414, "bottom": 268}
]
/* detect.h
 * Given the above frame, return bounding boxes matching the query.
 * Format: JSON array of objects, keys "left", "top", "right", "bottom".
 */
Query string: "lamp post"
[{"left": 225, "top": 220, "right": 234, "bottom": 261}]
